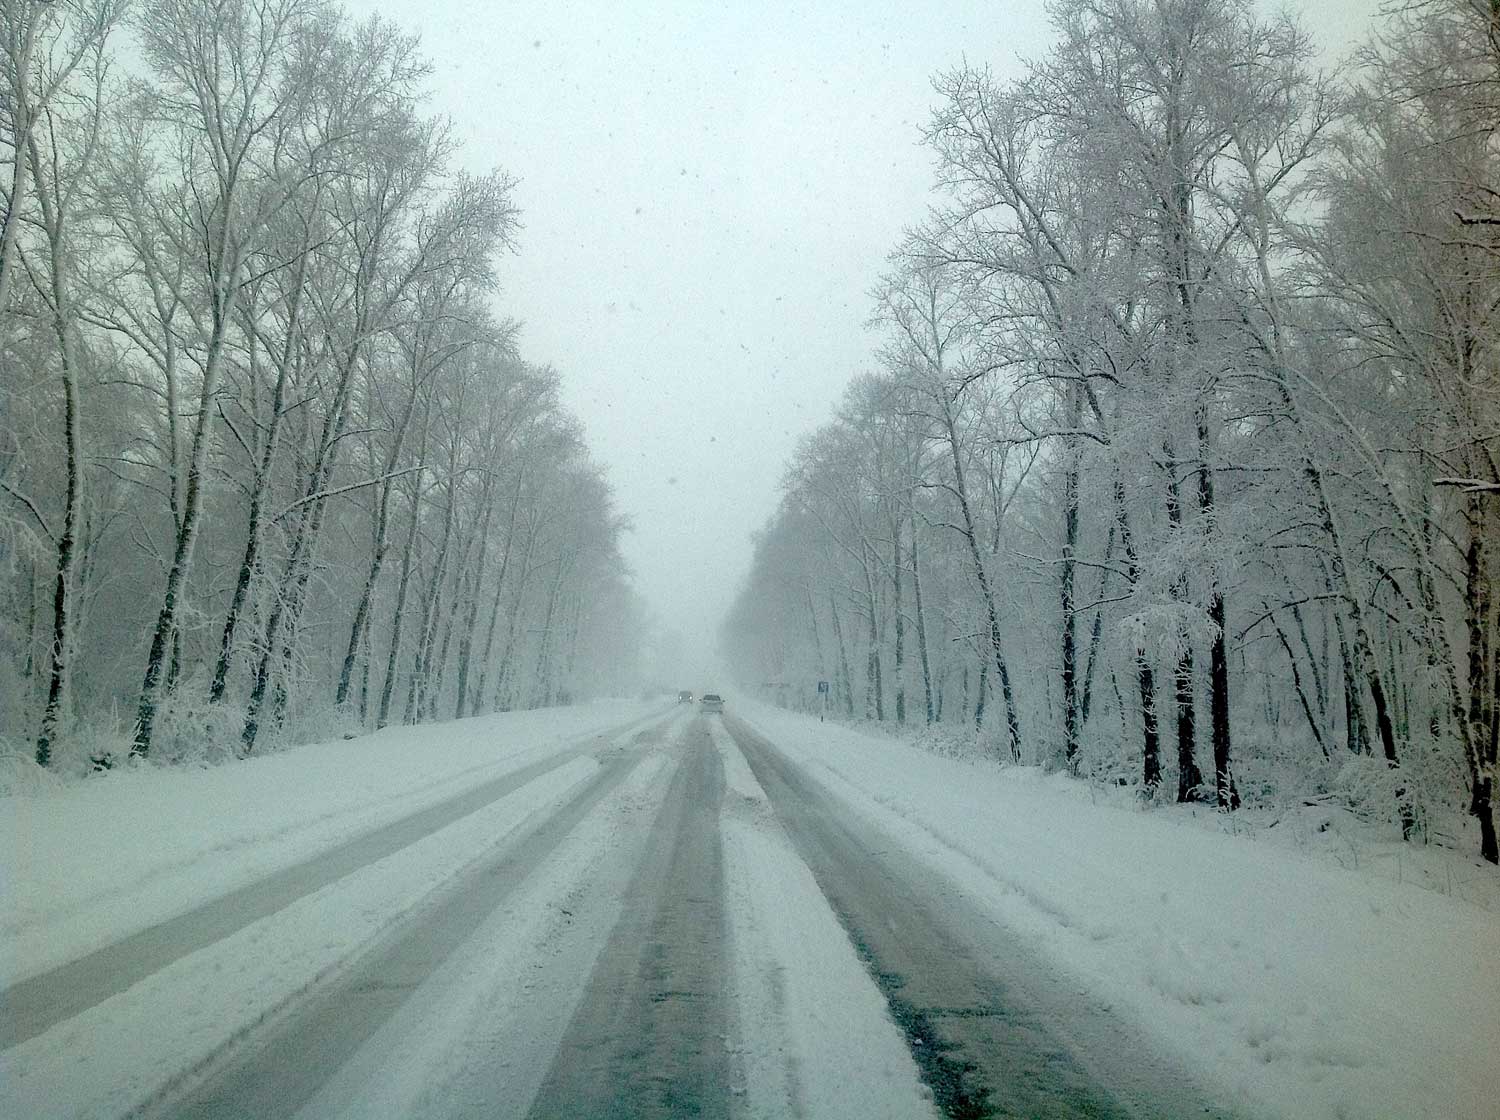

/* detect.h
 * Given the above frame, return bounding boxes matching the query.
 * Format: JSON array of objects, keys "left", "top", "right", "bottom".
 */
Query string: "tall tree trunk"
[
  {"left": 1195, "top": 408, "right": 1237, "bottom": 809},
  {"left": 209, "top": 255, "right": 309, "bottom": 704},
  {"left": 1289, "top": 600, "right": 1330, "bottom": 734},
  {"left": 336, "top": 368, "right": 426, "bottom": 708},
  {"left": 1061, "top": 383, "right": 1082, "bottom": 771},
  {"left": 358, "top": 628, "right": 372, "bottom": 724},
  {"left": 242, "top": 338, "right": 363, "bottom": 750},
  {"left": 1464, "top": 492, "right": 1497, "bottom": 861},
  {"left": 405, "top": 470, "right": 457, "bottom": 723},
  {"left": 32, "top": 167, "right": 82, "bottom": 767},
  {"left": 890, "top": 516, "right": 906, "bottom": 723},
  {"left": 532, "top": 557, "right": 569, "bottom": 707},
  {"left": 0, "top": 130, "right": 29, "bottom": 319},
  {"left": 1161, "top": 444, "right": 1204, "bottom": 801},
  {"left": 1078, "top": 545, "right": 1108, "bottom": 731},
  {"left": 862, "top": 547, "right": 883, "bottom": 721},
  {"left": 1326, "top": 585, "right": 1369, "bottom": 755},
  {"left": 491, "top": 584, "right": 527, "bottom": 713},
  {"left": 429, "top": 514, "right": 481, "bottom": 720},
  {"left": 975, "top": 655, "right": 989, "bottom": 733},
  {"left": 1267, "top": 349, "right": 1407, "bottom": 827},
  {"left": 377, "top": 471, "right": 425, "bottom": 728},
  {"left": 1157, "top": 52, "right": 1215, "bottom": 803},
  {"left": 1486, "top": 646, "right": 1499, "bottom": 864},
  {"left": 454, "top": 473, "right": 501, "bottom": 718},
  {"left": 828, "top": 591, "right": 855, "bottom": 716},
  {"left": 940, "top": 389, "right": 1021, "bottom": 759},
  {"left": 909, "top": 504, "right": 935, "bottom": 725},
  {"left": 471, "top": 485, "right": 524, "bottom": 714},
  {"left": 562, "top": 596, "right": 585, "bottom": 703},
  {"left": 1268, "top": 603, "right": 1330, "bottom": 759},
  {"left": 0, "top": 13, "right": 37, "bottom": 318},
  {"left": 1086, "top": 395, "right": 1160, "bottom": 789},
  {"left": 22, "top": 557, "right": 37, "bottom": 685},
  {"left": 1112, "top": 477, "right": 1161, "bottom": 791},
  {"left": 129, "top": 39, "right": 276, "bottom": 755},
  {"left": 245, "top": 483, "right": 322, "bottom": 748},
  {"left": 492, "top": 523, "right": 543, "bottom": 712},
  {"left": 268, "top": 481, "right": 342, "bottom": 731},
  {"left": 132, "top": 253, "right": 239, "bottom": 755}
]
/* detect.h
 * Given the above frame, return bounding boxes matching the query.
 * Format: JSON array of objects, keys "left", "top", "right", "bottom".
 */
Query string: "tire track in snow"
[
  {"left": 144, "top": 718, "right": 675, "bottom": 1119},
  {"left": 0, "top": 707, "right": 673, "bottom": 1051},
  {"left": 710, "top": 719, "right": 937, "bottom": 1120},
  {"left": 726, "top": 715, "right": 1209, "bottom": 1120},
  {"left": 525, "top": 717, "right": 730, "bottom": 1119}
]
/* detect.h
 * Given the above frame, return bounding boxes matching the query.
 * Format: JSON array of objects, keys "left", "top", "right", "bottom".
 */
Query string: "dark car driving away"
[{"left": 699, "top": 693, "right": 724, "bottom": 713}]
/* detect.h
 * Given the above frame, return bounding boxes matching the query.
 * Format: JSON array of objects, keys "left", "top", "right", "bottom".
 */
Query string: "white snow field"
[{"left": 2, "top": 695, "right": 1497, "bottom": 1119}]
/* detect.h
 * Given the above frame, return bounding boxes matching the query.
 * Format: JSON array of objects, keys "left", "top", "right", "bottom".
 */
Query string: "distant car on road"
[
  {"left": 699, "top": 693, "right": 724, "bottom": 713},
  {"left": 678, "top": 690, "right": 694, "bottom": 703}
]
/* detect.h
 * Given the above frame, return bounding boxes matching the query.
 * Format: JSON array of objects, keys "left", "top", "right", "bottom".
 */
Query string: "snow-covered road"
[{"left": 3, "top": 698, "right": 1497, "bottom": 1118}]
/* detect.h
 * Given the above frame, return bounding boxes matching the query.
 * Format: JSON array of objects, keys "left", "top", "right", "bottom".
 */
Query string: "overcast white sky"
[{"left": 341, "top": 0, "right": 1381, "bottom": 680}]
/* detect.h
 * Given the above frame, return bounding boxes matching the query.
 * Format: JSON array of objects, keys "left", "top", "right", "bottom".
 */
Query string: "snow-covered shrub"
[
  {"left": 284, "top": 698, "right": 363, "bottom": 748},
  {"left": 1329, "top": 754, "right": 1431, "bottom": 840},
  {"left": 4, "top": 713, "right": 135, "bottom": 780},
  {"left": 0, "top": 660, "right": 35, "bottom": 741},
  {"left": 1228, "top": 730, "right": 1334, "bottom": 811},
  {"left": 151, "top": 690, "right": 247, "bottom": 766},
  {"left": 1086, "top": 746, "right": 1141, "bottom": 791},
  {"left": 908, "top": 721, "right": 995, "bottom": 763},
  {"left": 62, "top": 718, "right": 134, "bottom": 775},
  {"left": 0, "top": 734, "right": 67, "bottom": 797}
]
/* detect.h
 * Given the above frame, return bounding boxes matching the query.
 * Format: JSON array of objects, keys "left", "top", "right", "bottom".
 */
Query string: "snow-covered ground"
[
  {"left": 2, "top": 699, "right": 654, "bottom": 985},
  {"left": 710, "top": 718, "right": 936, "bottom": 1118},
  {"left": 1, "top": 701, "right": 662, "bottom": 1118},
  {"left": 732, "top": 699, "right": 1500, "bottom": 1120},
  {"left": 3, "top": 695, "right": 1496, "bottom": 1119},
  {"left": 286, "top": 746, "right": 679, "bottom": 1119}
]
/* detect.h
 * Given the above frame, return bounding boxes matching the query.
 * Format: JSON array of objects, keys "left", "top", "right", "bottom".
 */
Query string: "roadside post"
[{"left": 817, "top": 679, "right": 829, "bottom": 722}]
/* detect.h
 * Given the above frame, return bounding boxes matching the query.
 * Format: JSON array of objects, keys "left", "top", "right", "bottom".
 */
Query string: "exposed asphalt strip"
[
  {"left": 0, "top": 706, "right": 675, "bottom": 1052},
  {"left": 144, "top": 720, "right": 673, "bottom": 1120},
  {"left": 725, "top": 715, "right": 1233, "bottom": 1120},
  {"left": 526, "top": 718, "right": 730, "bottom": 1120}
]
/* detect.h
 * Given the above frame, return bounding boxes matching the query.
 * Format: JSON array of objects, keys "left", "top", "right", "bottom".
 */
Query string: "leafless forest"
[
  {"left": 2, "top": 0, "right": 640, "bottom": 771},
  {"left": 722, "top": 0, "right": 1500, "bottom": 862},
  {"left": 3, "top": 0, "right": 1497, "bottom": 866}
]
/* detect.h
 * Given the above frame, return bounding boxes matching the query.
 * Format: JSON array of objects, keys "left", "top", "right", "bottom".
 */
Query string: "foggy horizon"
[{"left": 336, "top": 0, "right": 1382, "bottom": 682}]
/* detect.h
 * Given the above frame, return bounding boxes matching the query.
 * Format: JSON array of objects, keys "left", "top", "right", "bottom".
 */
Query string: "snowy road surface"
[{"left": 4, "top": 698, "right": 1498, "bottom": 1118}]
